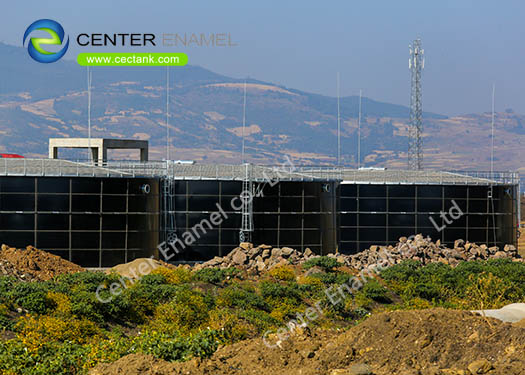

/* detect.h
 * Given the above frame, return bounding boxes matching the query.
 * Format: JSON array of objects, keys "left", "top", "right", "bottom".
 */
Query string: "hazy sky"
[{"left": 2, "top": 0, "right": 524, "bottom": 116}]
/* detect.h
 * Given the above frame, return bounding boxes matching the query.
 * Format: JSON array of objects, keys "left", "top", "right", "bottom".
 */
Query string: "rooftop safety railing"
[{"left": 0, "top": 158, "right": 519, "bottom": 185}]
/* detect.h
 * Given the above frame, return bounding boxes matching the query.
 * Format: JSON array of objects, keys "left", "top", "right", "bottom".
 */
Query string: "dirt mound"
[
  {"left": 89, "top": 354, "right": 178, "bottom": 375},
  {"left": 90, "top": 308, "right": 525, "bottom": 375},
  {"left": 88, "top": 330, "right": 338, "bottom": 375},
  {"left": 107, "top": 257, "right": 177, "bottom": 279},
  {"left": 108, "top": 258, "right": 164, "bottom": 279},
  {"left": 0, "top": 244, "right": 84, "bottom": 281},
  {"left": 321, "top": 308, "right": 525, "bottom": 374}
]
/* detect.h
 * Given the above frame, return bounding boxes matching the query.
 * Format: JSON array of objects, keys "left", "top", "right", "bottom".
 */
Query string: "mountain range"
[{"left": 0, "top": 43, "right": 524, "bottom": 180}]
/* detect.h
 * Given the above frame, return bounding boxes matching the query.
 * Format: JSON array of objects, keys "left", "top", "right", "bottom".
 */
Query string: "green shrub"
[
  {"left": 269, "top": 265, "right": 296, "bottom": 281},
  {"left": 380, "top": 259, "right": 421, "bottom": 282},
  {"left": 238, "top": 309, "right": 280, "bottom": 332},
  {"left": 218, "top": 284, "right": 269, "bottom": 311},
  {"left": 380, "top": 258, "right": 525, "bottom": 309},
  {"left": 11, "top": 282, "right": 53, "bottom": 314},
  {"left": 151, "top": 266, "right": 192, "bottom": 284},
  {"left": 134, "top": 331, "right": 190, "bottom": 361},
  {"left": 302, "top": 256, "right": 342, "bottom": 271},
  {"left": 0, "top": 276, "right": 16, "bottom": 306},
  {"left": 132, "top": 329, "right": 222, "bottom": 362},
  {"left": 69, "top": 290, "right": 105, "bottom": 323},
  {"left": 309, "top": 271, "right": 353, "bottom": 285},
  {"left": 151, "top": 289, "right": 210, "bottom": 332},
  {"left": 0, "top": 340, "right": 89, "bottom": 375},
  {"left": 361, "top": 280, "right": 391, "bottom": 303},
  {"left": 139, "top": 273, "right": 168, "bottom": 285},
  {"left": 129, "top": 282, "right": 181, "bottom": 303},
  {"left": 193, "top": 267, "right": 239, "bottom": 284},
  {"left": 54, "top": 271, "right": 112, "bottom": 293},
  {"left": 259, "top": 281, "right": 305, "bottom": 320},
  {"left": 188, "top": 329, "right": 224, "bottom": 359},
  {"left": 259, "top": 281, "right": 302, "bottom": 302},
  {"left": 464, "top": 272, "right": 516, "bottom": 309},
  {"left": 54, "top": 271, "right": 138, "bottom": 322},
  {"left": 0, "top": 304, "right": 12, "bottom": 330},
  {"left": 0, "top": 315, "right": 12, "bottom": 330},
  {"left": 120, "top": 283, "right": 184, "bottom": 323}
]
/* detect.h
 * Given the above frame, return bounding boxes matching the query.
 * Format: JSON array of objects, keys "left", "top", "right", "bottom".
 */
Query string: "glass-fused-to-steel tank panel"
[
  {"left": 162, "top": 180, "right": 337, "bottom": 261},
  {"left": 0, "top": 176, "right": 160, "bottom": 267},
  {"left": 337, "top": 183, "right": 518, "bottom": 253},
  {"left": 0, "top": 174, "right": 518, "bottom": 265}
]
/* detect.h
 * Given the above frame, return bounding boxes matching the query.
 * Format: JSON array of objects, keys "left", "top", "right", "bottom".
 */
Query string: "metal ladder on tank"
[
  {"left": 239, "top": 163, "right": 254, "bottom": 243},
  {"left": 162, "top": 161, "right": 178, "bottom": 247}
]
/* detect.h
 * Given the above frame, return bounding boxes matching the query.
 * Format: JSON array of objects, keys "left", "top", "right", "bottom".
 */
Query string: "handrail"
[{"left": 0, "top": 158, "right": 519, "bottom": 185}]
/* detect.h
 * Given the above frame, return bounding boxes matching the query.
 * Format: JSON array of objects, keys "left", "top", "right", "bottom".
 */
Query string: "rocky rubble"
[
  {"left": 338, "top": 234, "right": 521, "bottom": 270},
  {"left": 0, "top": 258, "right": 38, "bottom": 281},
  {"left": 195, "top": 235, "right": 521, "bottom": 273},
  {"left": 194, "top": 242, "right": 317, "bottom": 272}
]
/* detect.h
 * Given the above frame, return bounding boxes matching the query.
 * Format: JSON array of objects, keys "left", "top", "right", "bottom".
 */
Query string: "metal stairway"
[
  {"left": 239, "top": 163, "right": 254, "bottom": 243},
  {"left": 162, "top": 161, "right": 177, "bottom": 247}
]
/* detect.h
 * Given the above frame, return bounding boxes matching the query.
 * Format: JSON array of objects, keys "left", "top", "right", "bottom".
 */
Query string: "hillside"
[{"left": 0, "top": 43, "right": 524, "bottom": 179}]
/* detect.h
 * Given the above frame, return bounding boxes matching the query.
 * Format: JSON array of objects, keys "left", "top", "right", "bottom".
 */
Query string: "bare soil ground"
[
  {"left": 90, "top": 308, "right": 525, "bottom": 375},
  {"left": 0, "top": 244, "right": 84, "bottom": 280}
]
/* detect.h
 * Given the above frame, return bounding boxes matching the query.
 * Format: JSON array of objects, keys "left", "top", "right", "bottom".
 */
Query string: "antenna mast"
[
  {"left": 408, "top": 38, "right": 424, "bottom": 170},
  {"left": 491, "top": 84, "right": 495, "bottom": 175},
  {"left": 358, "top": 89, "right": 362, "bottom": 169},
  {"left": 87, "top": 66, "right": 92, "bottom": 163},
  {"left": 337, "top": 72, "right": 341, "bottom": 166},
  {"left": 242, "top": 80, "right": 247, "bottom": 163},
  {"left": 166, "top": 66, "right": 170, "bottom": 161}
]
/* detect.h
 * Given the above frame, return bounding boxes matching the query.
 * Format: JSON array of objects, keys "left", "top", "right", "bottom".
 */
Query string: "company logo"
[{"left": 23, "top": 19, "right": 69, "bottom": 63}]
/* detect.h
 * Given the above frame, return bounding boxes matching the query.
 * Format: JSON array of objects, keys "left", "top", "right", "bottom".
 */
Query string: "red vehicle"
[{"left": 0, "top": 154, "right": 24, "bottom": 158}]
